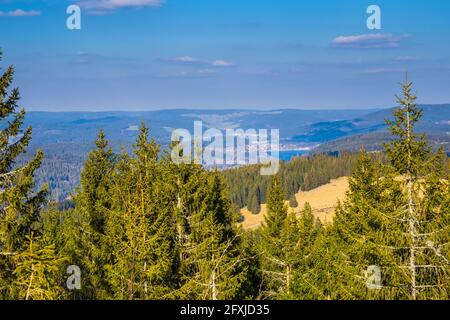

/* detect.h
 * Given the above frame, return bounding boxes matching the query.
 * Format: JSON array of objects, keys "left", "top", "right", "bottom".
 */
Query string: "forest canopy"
[{"left": 0, "top": 50, "right": 449, "bottom": 300}]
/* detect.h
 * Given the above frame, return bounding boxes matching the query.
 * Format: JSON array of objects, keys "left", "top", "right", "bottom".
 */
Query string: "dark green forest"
[
  {"left": 1, "top": 52, "right": 450, "bottom": 300},
  {"left": 223, "top": 152, "right": 363, "bottom": 213}
]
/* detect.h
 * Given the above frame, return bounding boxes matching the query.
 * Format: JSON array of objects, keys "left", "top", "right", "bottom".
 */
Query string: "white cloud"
[
  {"left": 172, "top": 56, "right": 197, "bottom": 63},
  {"left": 78, "top": 0, "right": 164, "bottom": 13},
  {"left": 166, "top": 56, "right": 234, "bottom": 68},
  {"left": 197, "top": 69, "right": 215, "bottom": 74},
  {"left": 0, "top": 9, "right": 41, "bottom": 17},
  {"left": 332, "top": 34, "right": 405, "bottom": 49},
  {"left": 396, "top": 56, "right": 417, "bottom": 62},
  {"left": 211, "top": 60, "right": 234, "bottom": 67},
  {"left": 363, "top": 67, "right": 406, "bottom": 74}
]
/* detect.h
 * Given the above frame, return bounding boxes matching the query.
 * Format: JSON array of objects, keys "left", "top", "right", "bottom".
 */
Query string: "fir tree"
[
  {"left": 72, "top": 129, "right": 116, "bottom": 298},
  {"left": 106, "top": 124, "right": 176, "bottom": 299},
  {"left": 259, "top": 175, "right": 294, "bottom": 298},
  {"left": 289, "top": 194, "right": 298, "bottom": 208},
  {"left": 0, "top": 50, "right": 48, "bottom": 299},
  {"left": 263, "top": 176, "right": 288, "bottom": 237},
  {"left": 247, "top": 190, "right": 261, "bottom": 214},
  {"left": 176, "top": 172, "right": 246, "bottom": 299},
  {"left": 383, "top": 77, "right": 450, "bottom": 299},
  {"left": 13, "top": 233, "right": 66, "bottom": 300},
  {"left": 331, "top": 77, "right": 450, "bottom": 300}
]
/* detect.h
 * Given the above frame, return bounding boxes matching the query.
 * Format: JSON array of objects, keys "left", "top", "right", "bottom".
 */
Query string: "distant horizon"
[{"left": 23, "top": 103, "right": 449, "bottom": 113}]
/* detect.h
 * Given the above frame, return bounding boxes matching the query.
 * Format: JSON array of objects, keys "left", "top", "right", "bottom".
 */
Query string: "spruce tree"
[
  {"left": 0, "top": 50, "right": 48, "bottom": 299},
  {"left": 164, "top": 139, "right": 205, "bottom": 272},
  {"left": 175, "top": 172, "right": 246, "bottom": 299},
  {"left": 259, "top": 176, "right": 294, "bottom": 298},
  {"left": 72, "top": 129, "right": 116, "bottom": 298},
  {"left": 263, "top": 176, "right": 288, "bottom": 237},
  {"left": 13, "top": 233, "right": 66, "bottom": 300},
  {"left": 247, "top": 190, "right": 261, "bottom": 214},
  {"left": 289, "top": 194, "right": 298, "bottom": 208},
  {"left": 331, "top": 77, "right": 450, "bottom": 299},
  {"left": 106, "top": 124, "right": 176, "bottom": 299},
  {"left": 383, "top": 77, "right": 450, "bottom": 299}
]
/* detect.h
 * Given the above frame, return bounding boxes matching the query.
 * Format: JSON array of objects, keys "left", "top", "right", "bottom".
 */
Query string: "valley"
[{"left": 20, "top": 105, "right": 450, "bottom": 202}]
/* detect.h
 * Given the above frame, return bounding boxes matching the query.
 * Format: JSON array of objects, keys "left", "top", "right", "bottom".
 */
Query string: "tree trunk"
[
  {"left": 211, "top": 269, "right": 217, "bottom": 300},
  {"left": 406, "top": 103, "right": 417, "bottom": 300}
]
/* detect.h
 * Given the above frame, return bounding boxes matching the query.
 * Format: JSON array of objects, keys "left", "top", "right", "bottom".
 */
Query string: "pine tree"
[
  {"left": 175, "top": 172, "right": 246, "bottom": 299},
  {"left": 247, "top": 189, "right": 261, "bottom": 214},
  {"left": 297, "top": 225, "right": 356, "bottom": 299},
  {"left": 13, "top": 233, "right": 67, "bottom": 300},
  {"left": 166, "top": 139, "right": 206, "bottom": 271},
  {"left": 383, "top": 77, "right": 450, "bottom": 299},
  {"left": 72, "top": 129, "right": 116, "bottom": 298},
  {"left": 0, "top": 49, "right": 48, "bottom": 299},
  {"left": 289, "top": 194, "right": 298, "bottom": 208},
  {"left": 330, "top": 77, "right": 450, "bottom": 300},
  {"left": 105, "top": 124, "right": 176, "bottom": 299},
  {"left": 263, "top": 176, "right": 288, "bottom": 237},
  {"left": 259, "top": 176, "right": 294, "bottom": 298},
  {"left": 331, "top": 151, "right": 409, "bottom": 299},
  {"left": 77, "top": 129, "right": 115, "bottom": 234}
]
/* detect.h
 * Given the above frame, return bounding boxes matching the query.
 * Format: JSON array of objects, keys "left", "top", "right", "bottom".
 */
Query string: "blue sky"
[{"left": 1, "top": 0, "right": 450, "bottom": 111}]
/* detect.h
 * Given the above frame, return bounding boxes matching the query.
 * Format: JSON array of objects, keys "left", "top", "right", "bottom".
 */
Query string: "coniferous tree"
[
  {"left": 176, "top": 172, "right": 246, "bottom": 299},
  {"left": 283, "top": 203, "right": 321, "bottom": 299},
  {"left": 247, "top": 190, "right": 261, "bottom": 214},
  {"left": 72, "top": 129, "right": 116, "bottom": 298},
  {"left": 289, "top": 194, "right": 298, "bottom": 208},
  {"left": 106, "top": 124, "right": 176, "bottom": 299},
  {"left": 383, "top": 77, "right": 450, "bottom": 299},
  {"left": 13, "top": 233, "right": 66, "bottom": 300},
  {"left": 162, "top": 138, "right": 204, "bottom": 292},
  {"left": 0, "top": 50, "right": 49, "bottom": 299},
  {"left": 263, "top": 176, "right": 288, "bottom": 237},
  {"left": 259, "top": 176, "right": 292, "bottom": 298},
  {"left": 331, "top": 77, "right": 450, "bottom": 299}
]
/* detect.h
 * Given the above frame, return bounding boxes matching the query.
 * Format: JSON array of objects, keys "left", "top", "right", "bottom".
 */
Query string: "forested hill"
[
  {"left": 18, "top": 105, "right": 449, "bottom": 202},
  {"left": 314, "top": 104, "right": 450, "bottom": 153},
  {"left": 222, "top": 152, "right": 363, "bottom": 213}
]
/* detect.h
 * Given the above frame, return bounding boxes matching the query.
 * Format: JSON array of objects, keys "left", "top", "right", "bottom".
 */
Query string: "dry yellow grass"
[{"left": 239, "top": 177, "right": 349, "bottom": 230}]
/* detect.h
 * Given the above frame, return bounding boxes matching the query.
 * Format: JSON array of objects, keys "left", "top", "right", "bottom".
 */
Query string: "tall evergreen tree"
[
  {"left": 263, "top": 176, "right": 288, "bottom": 237},
  {"left": 247, "top": 190, "right": 261, "bottom": 214},
  {"left": 0, "top": 50, "right": 48, "bottom": 299},
  {"left": 288, "top": 203, "right": 322, "bottom": 299},
  {"left": 72, "top": 129, "right": 116, "bottom": 298},
  {"left": 331, "top": 77, "right": 450, "bottom": 299},
  {"left": 259, "top": 176, "right": 295, "bottom": 299},
  {"left": 175, "top": 172, "right": 246, "bottom": 299},
  {"left": 106, "top": 124, "right": 176, "bottom": 299},
  {"left": 383, "top": 77, "right": 450, "bottom": 299},
  {"left": 163, "top": 139, "right": 204, "bottom": 277}
]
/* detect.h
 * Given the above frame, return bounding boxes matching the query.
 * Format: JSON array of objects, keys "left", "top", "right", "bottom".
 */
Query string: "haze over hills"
[
  {"left": 23, "top": 108, "right": 374, "bottom": 147},
  {"left": 19, "top": 104, "right": 449, "bottom": 202},
  {"left": 24, "top": 105, "right": 449, "bottom": 148}
]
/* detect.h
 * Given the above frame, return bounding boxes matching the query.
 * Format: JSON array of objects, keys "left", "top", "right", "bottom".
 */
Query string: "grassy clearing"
[{"left": 240, "top": 177, "right": 349, "bottom": 229}]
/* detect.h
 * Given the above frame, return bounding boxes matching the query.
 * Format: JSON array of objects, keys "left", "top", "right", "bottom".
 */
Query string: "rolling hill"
[{"left": 18, "top": 105, "right": 449, "bottom": 201}]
